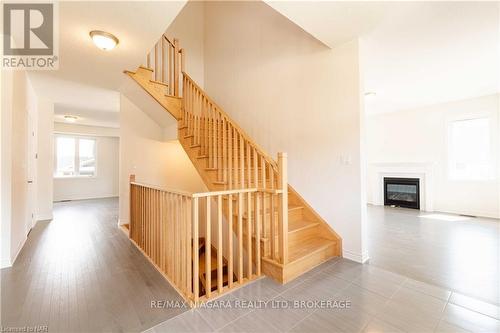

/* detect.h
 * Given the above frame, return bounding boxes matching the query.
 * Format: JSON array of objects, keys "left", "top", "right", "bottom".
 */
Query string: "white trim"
[{"left": 343, "top": 249, "right": 370, "bottom": 263}]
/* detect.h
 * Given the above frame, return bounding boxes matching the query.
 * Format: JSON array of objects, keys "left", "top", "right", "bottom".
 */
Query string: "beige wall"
[
  {"left": 203, "top": 1, "right": 367, "bottom": 262},
  {"left": 118, "top": 95, "right": 206, "bottom": 225}
]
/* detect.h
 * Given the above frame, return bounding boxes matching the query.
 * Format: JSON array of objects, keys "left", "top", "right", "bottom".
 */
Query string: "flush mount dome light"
[
  {"left": 63, "top": 115, "right": 78, "bottom": 122},
  {"left": 89, "top": 30, "right": 119, "bottom": 50}
]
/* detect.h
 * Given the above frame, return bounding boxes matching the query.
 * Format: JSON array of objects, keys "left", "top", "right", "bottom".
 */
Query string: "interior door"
[{"left": 26, "top": 110, "right": 37, "bottom": 232}]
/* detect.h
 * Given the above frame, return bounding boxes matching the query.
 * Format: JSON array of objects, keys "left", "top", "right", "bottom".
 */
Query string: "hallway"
[{"left": 1, "top": 198, "right": 187, "bottom": 332}]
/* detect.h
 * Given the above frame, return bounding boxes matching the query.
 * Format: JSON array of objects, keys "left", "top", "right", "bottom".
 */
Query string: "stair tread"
[
  {"left": 289, "top": 237, "right": 336, "bottom": 263},
  {"left": 199, "top": 251, "right": 222, "bottom": 273},
  {"left": 288, "top": 219, "right": 319, "bottom": 233}
]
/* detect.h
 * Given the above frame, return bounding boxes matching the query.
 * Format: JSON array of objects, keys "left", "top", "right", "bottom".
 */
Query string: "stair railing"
[
  {"left": 146, "top": 34, "right": 185, "bottom": 97},
  {"left": 129, "top": 175, "right": 289, "bottom": 305}
]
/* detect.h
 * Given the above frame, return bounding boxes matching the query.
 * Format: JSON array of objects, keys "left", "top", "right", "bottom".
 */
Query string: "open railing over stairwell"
[
  {"left": 146, "top": 34, "right": 184, "bottom": 97},
  {"left": 129, "top": 171, "right": 287, "bottom": 305}
]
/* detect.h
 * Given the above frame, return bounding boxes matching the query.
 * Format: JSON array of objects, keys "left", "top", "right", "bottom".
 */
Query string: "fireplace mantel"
[{"left": 367, "top": 162, "right": 436, "bottom": 211}]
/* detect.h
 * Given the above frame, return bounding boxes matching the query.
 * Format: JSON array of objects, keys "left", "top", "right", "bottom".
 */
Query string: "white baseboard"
[
  {"left": 10, "top": 235, "right": 28, "bottom": 266},
  {"left": 343, "top": 249, "right": 370, "bottom": 264},
  {"left": 117, "top": 218, "right": 128, "bottom": 226}
]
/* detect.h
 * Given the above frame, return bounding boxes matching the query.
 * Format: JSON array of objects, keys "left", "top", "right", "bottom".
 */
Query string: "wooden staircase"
[{"left": 125, "top": 35, "right": 342, "bottom": 303}]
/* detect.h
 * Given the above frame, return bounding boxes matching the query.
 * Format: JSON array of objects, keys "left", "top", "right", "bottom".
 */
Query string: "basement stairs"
[{"left": 124, "top": 36, "right": 342, "bottom": 303}]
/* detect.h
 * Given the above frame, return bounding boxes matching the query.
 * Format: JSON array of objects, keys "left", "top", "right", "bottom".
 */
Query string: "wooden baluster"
[
  {"left": 186, "top": 197, "right": 192, "bottom": 297},
  {"left": 217, "top": 195, "right": 223, "bottom": 293},
  {"left": 228, "top": 124, "right": 233, "bottom": 189},
  {"left": 253, "top": 149, "right": 258, "bottom": 187},
  {"left": 154, "top": 42, "right": 159, "bottom": 81},
  {"left": 233, "top": 128, "right": 238, "bottom": 188},
  {"left": 227, "top": 194, "right": 233, "bottom": 288},
  {"left": 246, "top": 142, "right": 251, "bottom": 187},
  {"left": 212, "top": 105, "right": 217, "bottom": 170},
  {"left": 173, "top": 38, "right": 180, "bottom": 96},
  {"left": 161, "top": 38, "right": 165, "bottom": 83},
  {"left": 175, "top": 194, "right": 180, "bottom": 285},
  {"left": 147, "top": 52, "right": 151, "bottom": 68},
  {"left": 278, "top": 153, "right": 288, "bottom": 264},
  {"left": 255, "top": 192, "right": 261, "bottom": 275},
  {"left": 180, "top": 195, "right": 186, "bottom": 293},
  {"left": 270, "top": 193, "right": 276, "bottom": 261},
  {"left": 261, "top": 157, "right": 266, "bottom": 189},
  {"left": 217, "top": 113, "right": 222, "bottom": 182},
  {"left": 270, "top": 165, "right": 275, "bottom": 189},
  {"left": 205, "top": 197, "right": 211, "bottom": 298},
  {"left": 168, "top": 42, "right": 174, "bottom": 95},
  {"left": 237, "top": 192, "right": 243, "bottom": 282},
  {"left": 223, "top": 118, "right": 227, "bottom": 185},
  {"left": 240, "top": 134, "right": 244, "bottom": 188},
  {"left": 192, "top": 197, "right": 199, "bottom": 304},
  {"left": 247, "top": 192, "right": 252, "bottom": 279}
]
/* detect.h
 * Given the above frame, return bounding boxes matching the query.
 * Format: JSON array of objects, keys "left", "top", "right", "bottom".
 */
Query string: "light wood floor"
[{"left": 1, "top": 198, "right": 187, "bottom": 332}]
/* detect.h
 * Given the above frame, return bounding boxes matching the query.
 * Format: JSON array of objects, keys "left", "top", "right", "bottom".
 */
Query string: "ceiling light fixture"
[
  {"left": 89, "top": 30, "right": 119, "bottom": 51},
  {"left": 364, "top": 92, "right": 377, "bottom": 97},
  {"left": 63, "top": 115, "right": 78, "bottom": 123}
]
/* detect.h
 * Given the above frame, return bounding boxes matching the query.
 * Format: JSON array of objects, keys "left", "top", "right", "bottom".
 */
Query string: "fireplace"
[{"left": 384, "top": 177, "right": 420, "bottom": 209}]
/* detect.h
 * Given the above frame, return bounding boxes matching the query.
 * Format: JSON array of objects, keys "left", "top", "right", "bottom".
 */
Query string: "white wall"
[
  {"left": 119, "top": 95, "right": 206, "bottom": 226},
  {"left": 366, "top": 94, "right": 500, "bottom": 218},
  {"left": 53, "top": 123, "right": 119, "bottom": 202},
  {"left": 1, "top": 69, "right": 38, "bottom": 267},
  {"left": 203, "top": 1, "right": 367, "bottom": 262}
]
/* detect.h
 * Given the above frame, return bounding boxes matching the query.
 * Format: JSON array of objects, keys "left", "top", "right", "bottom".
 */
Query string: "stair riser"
[
  {"left": 262, "top": 243, "right": 337, "bottom": 284},
  {"left": 288, "top": 208, "right": 304, "bottom": 223},
  {"left": 288, "top": 224, "right": 320, "bottom": 248}
]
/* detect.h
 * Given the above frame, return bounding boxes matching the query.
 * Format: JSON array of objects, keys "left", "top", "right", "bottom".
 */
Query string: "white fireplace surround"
[{"left": 367, "top": 162, "right": 436, "bottom": 212}]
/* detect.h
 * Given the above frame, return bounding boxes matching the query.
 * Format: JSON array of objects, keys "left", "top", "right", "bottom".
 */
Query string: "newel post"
[{"left": 278, "top": 153, "right": 288, "bottom": 264}]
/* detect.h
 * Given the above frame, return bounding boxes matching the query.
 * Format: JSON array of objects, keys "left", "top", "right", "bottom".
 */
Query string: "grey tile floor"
[
  {"left": 367, "top": 206, "right": 499, "bottom": 305},
  {"left": 147, "top": 206, "right": 500, "bottom": 333},
  {"left": 146, "top": 258, "right": 499, "bottom": 333}
]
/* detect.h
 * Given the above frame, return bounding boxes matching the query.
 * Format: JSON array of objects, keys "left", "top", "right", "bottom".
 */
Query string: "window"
[
  {"left": 448, "top": 117, "right": 491, "bottom": 180},
  {"left": 54, "top": 135, "right": 96, "bottom": 177}
]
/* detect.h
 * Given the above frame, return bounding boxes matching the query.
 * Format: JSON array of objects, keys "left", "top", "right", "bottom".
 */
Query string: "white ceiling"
[
  {"left": 267, "top": 1, "right": 500, "bottom": 114},
  {"left": 29, "top": 0, "right": 186, "bottom": 127}
]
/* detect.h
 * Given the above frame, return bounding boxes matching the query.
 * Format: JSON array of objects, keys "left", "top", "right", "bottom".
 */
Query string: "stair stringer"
[{"left": 124, "top": 66, "right": 183, "bottom": 120}]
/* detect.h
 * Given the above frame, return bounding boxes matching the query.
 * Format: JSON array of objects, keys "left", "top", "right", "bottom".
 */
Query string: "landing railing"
[{"left": 129, "top": 171, "right": 288, "bottom": 305}]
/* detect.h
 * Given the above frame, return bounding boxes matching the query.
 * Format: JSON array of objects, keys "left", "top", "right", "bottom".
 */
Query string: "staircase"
[{"left": 125, "top": 35, "right": 342, "bottom": 304}]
